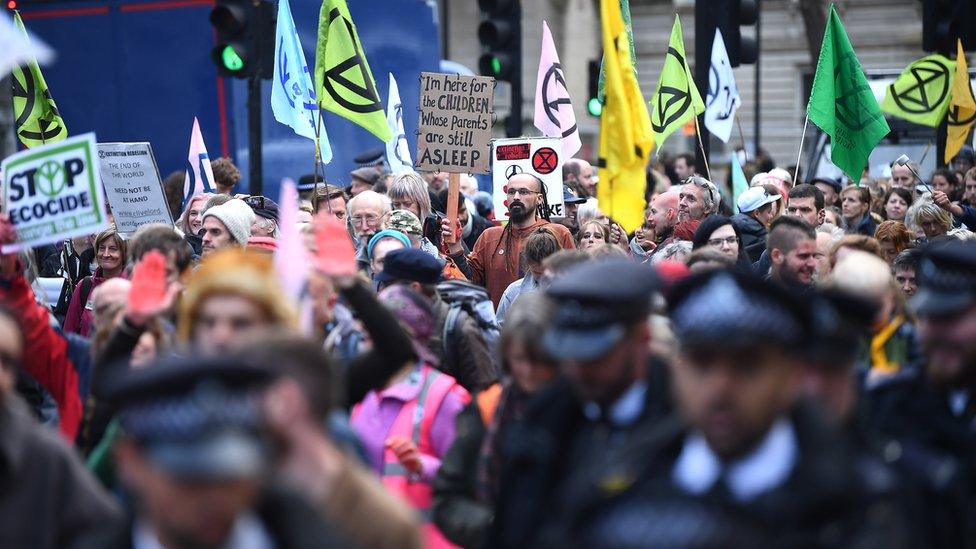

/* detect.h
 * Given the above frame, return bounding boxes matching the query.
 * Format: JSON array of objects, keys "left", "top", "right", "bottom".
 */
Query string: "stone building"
[{"left": 444, "top": 0, "right": 928, "bottom": 169}]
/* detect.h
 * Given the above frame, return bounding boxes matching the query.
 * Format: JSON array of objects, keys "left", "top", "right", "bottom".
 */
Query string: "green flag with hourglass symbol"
[
  {"left": 314, "top": 0, "right": 390, "bottom": 142},
  {"left": 807, "top": 5, "right": 889, "bottom": 183},
  {"left": 11, "top": 12, "right": 67, "bottom": 148},
  {"left": 648, "top": 15, "right": 705, "bottom": 149}
]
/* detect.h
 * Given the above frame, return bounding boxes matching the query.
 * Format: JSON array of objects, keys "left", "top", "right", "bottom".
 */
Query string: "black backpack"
[{"left": 437, "top": 279, "right": 501, "bottom": 368}]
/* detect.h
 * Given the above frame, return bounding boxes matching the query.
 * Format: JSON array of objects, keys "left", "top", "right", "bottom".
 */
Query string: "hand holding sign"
[
  {"left": 126, "top": 250, "right": 180, "bottom": 327},
  {"left": 313, "top": 211, "right": 357, "bottom": 278}
]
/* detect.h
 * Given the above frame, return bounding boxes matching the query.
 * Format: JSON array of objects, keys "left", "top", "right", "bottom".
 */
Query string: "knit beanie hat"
[
  {"left": 178, "top": 248, "right": 296, "bottom": 342},
  {"left": 378, "top": 284, "right": 438, "bottom": 365},
  {"left": 367, "top": 229, "right": 411, "bottom": 259},
  {"left": 203, "top": 198, "right": 255, "bottom": 245}
]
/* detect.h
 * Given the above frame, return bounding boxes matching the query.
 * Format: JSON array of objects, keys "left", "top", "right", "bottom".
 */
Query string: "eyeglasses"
[
  {"left": 351, "top": 213, "right": 381, "bottom": 225},
  {"left": 707, "top": 236, "right": 739, "bottom": 247},
  {"left": 505, "top": 188, "right": 540, "bottom": 197}
]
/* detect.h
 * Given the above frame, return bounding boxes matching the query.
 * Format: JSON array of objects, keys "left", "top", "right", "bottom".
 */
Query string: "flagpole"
[
  {"left": 311, "top": 107, "right": 334, "bottom": 215},
  {"left": 919, "top": 140, "right": 933, "bottom": 166},
  {"left": 736, "top": 118, "right": 749, "bottom": 162},
  {"left": 693, "top": 115, "right": 712, "bottom": 181},
  {"left": 794, "top": 115, "right": 809, "bottom": 185}
]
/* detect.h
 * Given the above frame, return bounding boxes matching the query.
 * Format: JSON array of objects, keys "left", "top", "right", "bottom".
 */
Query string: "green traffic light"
[
  {"left": 587, "top": 97, "right": 603, "bottom": 117},
  {"left": 220, "top": 46, "right": 244, "bottom": 71},
  {"left": 490, "top": 56, "right": 502, "bottom": 76}
]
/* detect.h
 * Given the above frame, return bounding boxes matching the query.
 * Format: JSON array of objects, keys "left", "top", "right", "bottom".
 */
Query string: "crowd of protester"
[{"left": 2, "top": 144, "right": 976, "bottom": 548}]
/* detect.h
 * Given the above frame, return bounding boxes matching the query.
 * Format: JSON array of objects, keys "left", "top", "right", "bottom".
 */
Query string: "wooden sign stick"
[{"left": 445, "top": 172, "right": 461, "bottom": 244}]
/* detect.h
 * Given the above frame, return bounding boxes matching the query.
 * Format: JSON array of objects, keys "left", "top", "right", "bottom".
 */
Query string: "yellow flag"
[
  {"left": 946, "top": 39, "right": 976, "bottom": 164},
  {"left": 597, "top": 0, "right": 654, "bottom": 233}
]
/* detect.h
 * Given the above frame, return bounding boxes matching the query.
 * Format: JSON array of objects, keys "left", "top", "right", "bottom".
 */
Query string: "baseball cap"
[{"left": 737, "top": 186, "right": 781, "bottom": 213}]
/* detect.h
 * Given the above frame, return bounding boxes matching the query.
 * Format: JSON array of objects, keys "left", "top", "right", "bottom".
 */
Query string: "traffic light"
[
  {"left": 587, "top": 60, "right": 602, "bottom": 117},
  {"left": 477, "top": 0, "right": 521, "bottom": 81},
  {"left": 478, "top": 0, "right": 522, "bottom": 136},
  {"left": 696, "top": 0, "right": 757, "bottom": 68},
  {"left": 210, "top": 0, "right": 276, "bottom": 79},
  {"left": 923, "top": 0, "right": 975, "bottom": 55}
]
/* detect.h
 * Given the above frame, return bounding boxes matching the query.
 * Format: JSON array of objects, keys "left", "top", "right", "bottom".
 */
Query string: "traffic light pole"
[
  {"left": 694, "top": 0, "right": 711, "bottom": 178},
  {"left": 753, "top": 0, "right": 761, "bottom": 156},
  {"left": 247, "top": 74, "right": 263, "bottom": 196},
  {"left": 505, "top": 4, "right": 523, "bottom": 138}
]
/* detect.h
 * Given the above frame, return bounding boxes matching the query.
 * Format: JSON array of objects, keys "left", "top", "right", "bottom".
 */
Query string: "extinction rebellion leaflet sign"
[{"left": 2, "top": 133, "right": 108, "bottom": 252}]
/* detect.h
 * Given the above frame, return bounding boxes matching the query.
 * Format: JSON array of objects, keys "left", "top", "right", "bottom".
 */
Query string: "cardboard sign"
[
  {"left": 416, "top": 72, "right": 494, "bottom": 173},
  {"left": 491, "top": 136, "right": 565, "bottom": 221},
  {"left": 97, "top": 142, "right": 172, "bottom": 234},
  {"left": 2, "top": 132, "right": 108, "bottom": 252}
]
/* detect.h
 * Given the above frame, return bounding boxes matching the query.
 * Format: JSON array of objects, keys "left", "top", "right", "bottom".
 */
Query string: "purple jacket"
[{"left": 351, "top": 364, "right": 468, "bottom": 483}]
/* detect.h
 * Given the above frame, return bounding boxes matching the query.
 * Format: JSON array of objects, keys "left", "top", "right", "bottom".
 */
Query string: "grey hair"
[
  {"left": 347, "top": 190, "right": 392, "bottom": 216},
  {"left": 577, "top": 201, "right": 601, "bottom": 225},
  {"left": 652, "top": 240, "right": 693, "bottom": 264},
  {"left": 254, "top": 216, "right": 279, "bottom": 238},
  {"left": 388, "top": 171, "right": 432, "bottom": 221},
  {"left": 816, "top": 222, "right": 845, "bottom": 245},
  {"left": 906, "top": 193, "right": 952, "bottom": 234},
  {"left": 685, "top": 175, "right": 720, "bottom": 214}
]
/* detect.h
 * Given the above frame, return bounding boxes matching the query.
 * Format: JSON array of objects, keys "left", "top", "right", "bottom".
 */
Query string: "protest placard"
[
  {"left": 491, "top": 136, "right": 565, "bottom": 220},
  {"left": 416, "top": 72, "right": 494, "bottom": 174},
  {"left": 416, "top": 72, "right": 494, "bottom": 242},
  {"left": 97, "top": 142, "right": 172, "bottom": 234},
  {"left": 2, "top": 132, "right": 107, "bottom": 253}
]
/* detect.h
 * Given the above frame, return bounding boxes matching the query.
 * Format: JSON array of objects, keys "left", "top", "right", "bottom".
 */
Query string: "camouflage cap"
[{"left": 386, "top": 209, "right": 423, "bottom": 237}]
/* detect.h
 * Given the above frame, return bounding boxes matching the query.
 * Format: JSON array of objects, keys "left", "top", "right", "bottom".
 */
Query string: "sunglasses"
[{"left": 244, "top": 195, "right": 268, "bottom": 209}]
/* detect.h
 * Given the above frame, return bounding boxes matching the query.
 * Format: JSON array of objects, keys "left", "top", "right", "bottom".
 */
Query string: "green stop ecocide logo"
[{"left": 35, "top": 160, "right": 66, "bottom": 198}]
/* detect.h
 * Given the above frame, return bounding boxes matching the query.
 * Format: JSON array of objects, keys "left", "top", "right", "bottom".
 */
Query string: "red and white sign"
[{"left": 491, "top": 137, "right": 565, "bottom": 220}]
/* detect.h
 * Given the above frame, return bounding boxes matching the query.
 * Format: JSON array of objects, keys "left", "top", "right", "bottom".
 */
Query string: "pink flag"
[
  {"left": 182, "top": 117, "right": 216, "bottom": 207},
  {"left": 534, "top": 20, "right": 581, "bottom": 158},
  {"left": 274, "top": 178, "right": 306, "bottom": 301}
]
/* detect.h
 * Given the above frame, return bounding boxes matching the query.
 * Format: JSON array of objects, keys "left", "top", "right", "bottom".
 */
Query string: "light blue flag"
[
  {"left": 272, "top": 0, "right": 332, "bottom": 163},
  {"left": 731, "top": 151, "right": 748, "bottom": 214},
  {"left": 386, "top": 73, "right": 413, "bottom": 174}
]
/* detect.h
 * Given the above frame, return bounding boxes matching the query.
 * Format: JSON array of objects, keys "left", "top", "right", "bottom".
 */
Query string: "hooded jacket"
[{"left": 730, "top": 212, "right": 769, "bottom": 263}]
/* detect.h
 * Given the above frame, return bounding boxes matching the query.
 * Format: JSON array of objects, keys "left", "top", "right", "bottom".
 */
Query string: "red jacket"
[{"left": 0, "top": 275, "right": 82, "bottom": 440}]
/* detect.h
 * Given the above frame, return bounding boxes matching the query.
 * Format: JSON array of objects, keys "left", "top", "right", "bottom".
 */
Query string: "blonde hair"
[
  {"left": 387, "top": 171, "right": 432, "bottom": 221},
  {"left": 829, "top": 250, "right": 892, "bottom": 296}
]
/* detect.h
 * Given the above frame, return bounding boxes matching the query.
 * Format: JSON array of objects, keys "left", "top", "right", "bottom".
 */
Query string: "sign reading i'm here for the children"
[
  {"left": 2, "top": 132, "right": 108, "bottom": 252},
  {"left": 416, "top": 72, "right": 494, "bottom": 173}
]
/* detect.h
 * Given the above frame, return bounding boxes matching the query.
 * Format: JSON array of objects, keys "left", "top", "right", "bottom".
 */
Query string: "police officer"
[
  {"left": 488, "top": 259, "right": 671, "bottom": 548},
  {"left": 863, "top": 239, "right": 976, "bottom": 546},
  {"left": 803, "top": 288, "right": 965, "bottom": 548},
  {"left": 87, "top": 356, "right": 348, "bottom": 548},
  {"left": 555, "top": 270, "right": 908, "bottom": 548}
]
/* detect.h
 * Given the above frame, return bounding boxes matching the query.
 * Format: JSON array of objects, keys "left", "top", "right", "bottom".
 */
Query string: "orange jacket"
[{"left": 467, "top": 220, "right": 574, "bottom": 306}]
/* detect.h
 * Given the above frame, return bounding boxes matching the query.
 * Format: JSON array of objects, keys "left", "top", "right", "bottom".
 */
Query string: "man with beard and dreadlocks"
[{"left": 445, "top": 173, "right": 575, "bottom": 307}]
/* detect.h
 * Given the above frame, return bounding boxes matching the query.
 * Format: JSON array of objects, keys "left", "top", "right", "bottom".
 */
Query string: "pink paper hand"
[{"left": 313, "top": 211, "right": 357, "bottom": 278}]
